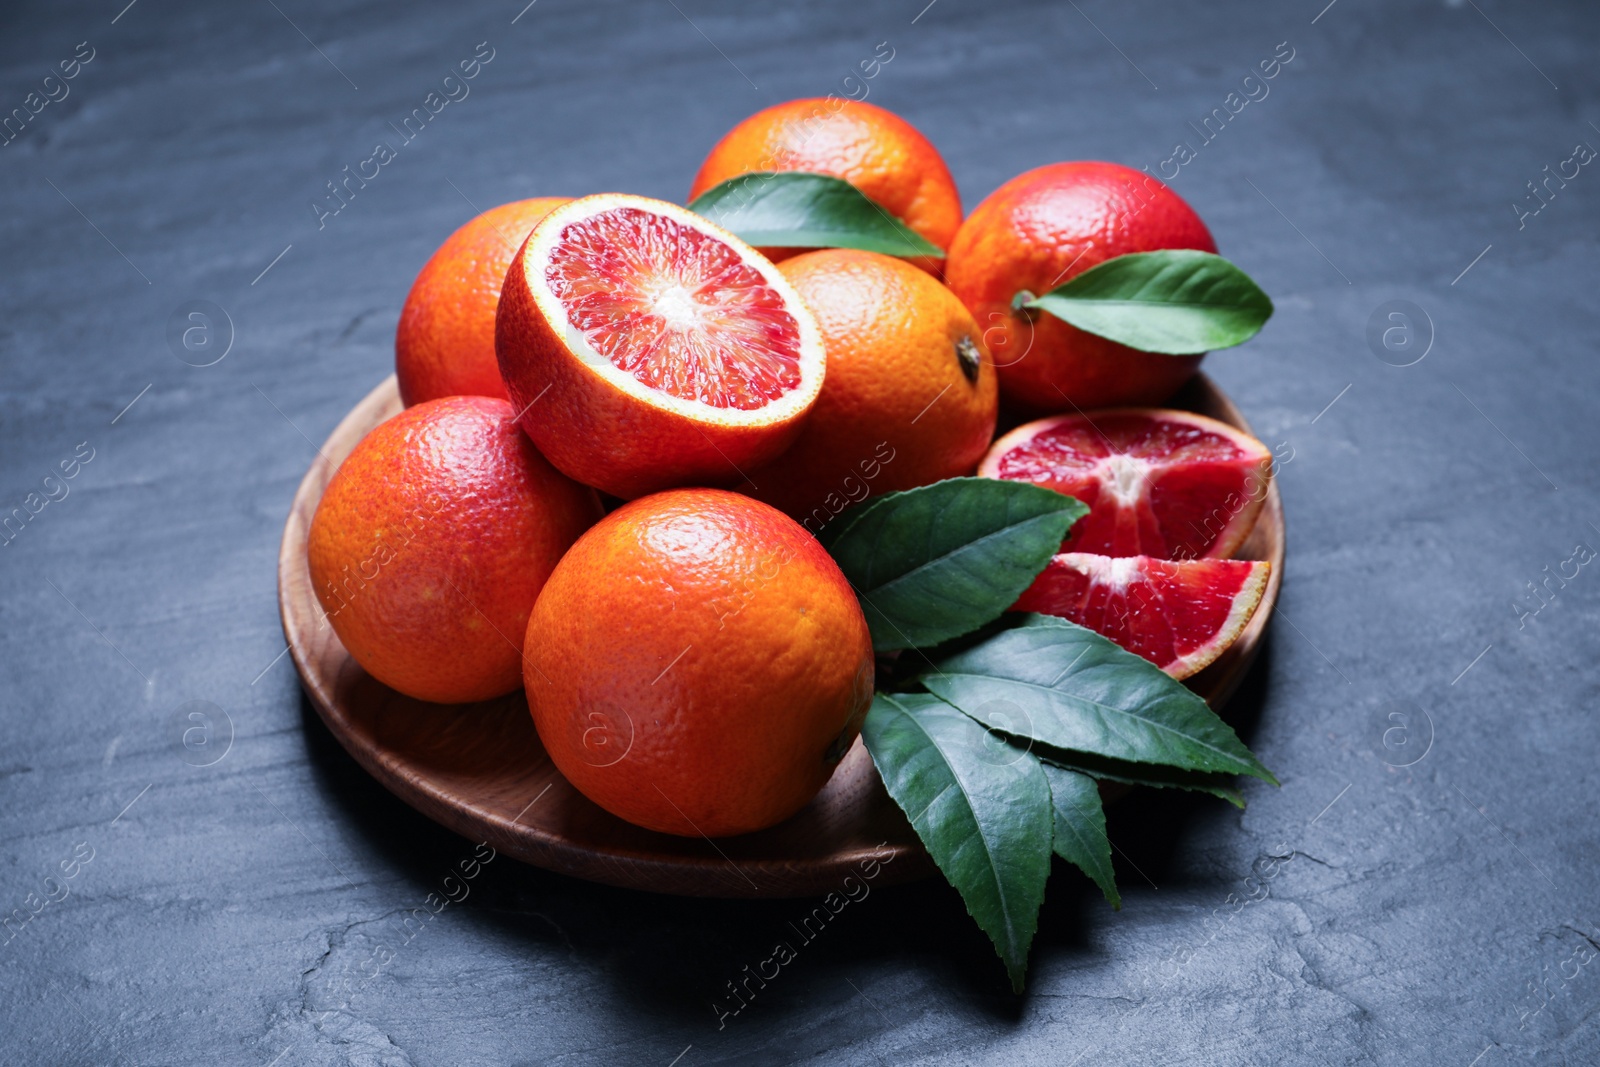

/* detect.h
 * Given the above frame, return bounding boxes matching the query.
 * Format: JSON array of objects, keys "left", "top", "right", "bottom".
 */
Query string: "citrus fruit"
[
  {"left": 688, "top": 98, "right": 962, "bottom": 273},
  {"left": 396, "top": 197, "right": 570, "bottom": 406},
  {"left": 740, "top": 249, "right": 998, "bottom": 529},
  {"left": 1013, "top": 553, "right": 1270, "bottom": 679},
  {"left": 496, "top": 193, "right": 827, "bottom": 499},
  {"left": 980, "top": 409, "right": 1273, "bottom": 559},
  {"left": 945, "top": 162, "right": 1216, "bottom": 410},
  {"left": 307, "top": 396, "right": 603, "bottom": 704},
  {"left": 523, "top": 488, "right": 874, "bottom": 838}
]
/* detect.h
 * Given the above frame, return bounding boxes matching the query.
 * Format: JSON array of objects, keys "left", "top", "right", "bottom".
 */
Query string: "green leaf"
[
  {"left": 1024, "top": 249, "right": 1273, "bottom": 355},
  {"left": 923, "top": 615, "right": 1277, "bottom": 783},
  {"left": 687, "top": 172, "right": 944, "bottom": 258},
  {"left": 861, "top": 692, "right": 1052, "bottom": 992},
  {"left": 1039, "top": 762, "right": 1120, "bottom": 909},
  {"left": 822, "top": 479, "right": 1087, "bottom": 652},
  {"left": 1039, "top": 749, "right": 1246, "bottom": 808}
]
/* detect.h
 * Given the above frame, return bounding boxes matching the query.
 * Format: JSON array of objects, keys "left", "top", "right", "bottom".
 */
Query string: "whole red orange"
[
  {"left": 742, "top": 249, "right": 997, "bottom": 530},
  {"left": 396, "top": 197, "right": 570, "bottom": 406},
  {"left": 945, "top": 162, "right": 1215, "bottom": 411},
  {"left": 307, "top": 396, "right": 603, "bottom": 703},
  {"left": 689, "top": 98, "right": 962, "bottom": 274},
  {"left": 522, "top": 488, "right": 874, "bottom": 837}
]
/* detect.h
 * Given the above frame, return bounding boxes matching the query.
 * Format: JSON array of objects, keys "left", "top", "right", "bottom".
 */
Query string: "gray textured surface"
[{"left": 2, "top": 0, "right": 1597, "bottom": 1063}]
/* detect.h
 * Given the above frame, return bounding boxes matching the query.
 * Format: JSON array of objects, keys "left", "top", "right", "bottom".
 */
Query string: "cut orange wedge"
[
  {"left": 981, "top": 408, "right": 1273, "bottom": 559},
  {"left": 1014, "top": 553, "right": 1270, "bottom": 679}
]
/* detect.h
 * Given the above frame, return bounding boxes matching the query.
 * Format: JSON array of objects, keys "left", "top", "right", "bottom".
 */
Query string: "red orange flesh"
[
  {"left": 982, "top": 408, "right": 1273, "bottom": 559},
  {"left": 1014, "top": 553, "right": 1270, "bottom": 679},
  {"left": 496, "top": 194, "right": 826, "bottom": 499}
]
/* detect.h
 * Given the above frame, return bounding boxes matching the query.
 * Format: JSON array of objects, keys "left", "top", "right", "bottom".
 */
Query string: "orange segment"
[
  {"left": 1014, "top": 553, "right": 1270, "bottom": 679},
  {"left": 981, "top": 408, "right": 1273, "bottom": 559}
]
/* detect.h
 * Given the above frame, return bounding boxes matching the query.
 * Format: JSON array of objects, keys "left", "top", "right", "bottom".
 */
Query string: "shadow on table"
[{"left": 295, "top": 630, "right": 1276, "bottom": 1027}]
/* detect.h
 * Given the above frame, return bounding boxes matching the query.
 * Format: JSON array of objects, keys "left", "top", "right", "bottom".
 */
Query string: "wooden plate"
[{"left": 278, "top": 373, "right": 1284, "bottom": 898}]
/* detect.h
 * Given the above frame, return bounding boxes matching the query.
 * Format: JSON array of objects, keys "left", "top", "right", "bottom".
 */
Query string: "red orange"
[
  {"left": 523, "top": 489, "right": 874, "bottom": 837},
  {"left": 307, "top": 396, "right": 602, "bottom": 703},
  {"left": 689, "top": 98, "right": 962, "bottom": 273},
  {"left": 742, "top": 249, "right": 997, "bottom": 529},
  {"left": 981, "top": 408, "right": 1272, "bottom": 560},
  {"left": 946, "top": 162, "right": 1216, "bottom": 410},
  {"left": 1014, "top": 553, "right": 1270, "bottom": 679},
  {"left": 396, "top": 197, "right": 570, "bottom": 406},
  {"left": 496, "top": 193, "right": 826, "bottom": 499}
]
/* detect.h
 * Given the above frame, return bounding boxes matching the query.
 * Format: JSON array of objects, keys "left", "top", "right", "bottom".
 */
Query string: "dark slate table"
[{"left": 3, "top": 0, "right": 1596, "bottom": 1063}]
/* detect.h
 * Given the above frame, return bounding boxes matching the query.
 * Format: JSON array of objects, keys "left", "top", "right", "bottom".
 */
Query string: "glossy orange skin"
[
  {"left": 743, "top": 249, "right": 998, "bottom": 530},
  {"left": 524, "top": 489, "right": 874, "bottom": 838},
  {"left": 945, "top": 163, "right": 1215, "bottom": 411},
  {"left": 689, "top": 98, "right": 962, "bottom": 275},
  {"left": 307, "top": 396, "right": 603, "bottom": 704},
  {"left": 396, "top": 197, "right": 570, "bottom": 406}
]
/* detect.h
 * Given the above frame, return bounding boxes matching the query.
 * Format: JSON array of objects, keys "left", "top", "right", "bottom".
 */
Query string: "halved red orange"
[
  {"left": 495, "top": 193, "right": 826, "bottom": 499},
  {"left": 1014, "top": 553, "right": 1270, "bottom": 679},
  {"left": 980, "top": 409, "right": 1273, "bottom": 559}
]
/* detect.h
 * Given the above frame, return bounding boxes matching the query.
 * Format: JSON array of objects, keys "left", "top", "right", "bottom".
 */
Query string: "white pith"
[
  {"left": 1062, "top": 553, "right": 1142, "bottom": 592},
  {"left": 1100, "top": 453, "right": 1150, "bottom": 506},
  {"left": 520, "top": 194, "right": 826, "bottom": 428},
  {"left": 650, "top": 284, "right": 700, "bottom": 328}
]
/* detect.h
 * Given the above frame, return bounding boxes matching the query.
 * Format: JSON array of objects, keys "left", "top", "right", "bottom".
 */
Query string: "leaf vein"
[
  {"left": 937, "top": 669, "right": 1249, "bottom": 769},
  {"left": 887, "top": 696, "right": 1024, "bottom": 957}
]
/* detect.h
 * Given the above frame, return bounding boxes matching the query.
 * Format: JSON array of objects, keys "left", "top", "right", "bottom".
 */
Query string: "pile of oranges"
[{"left": 307, "top": 99, "right": 1262, "bottom": 839}]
